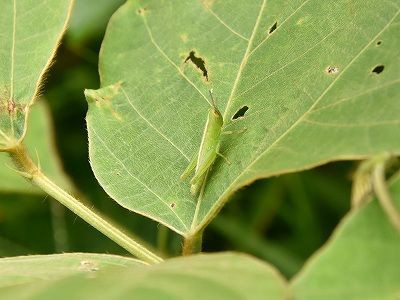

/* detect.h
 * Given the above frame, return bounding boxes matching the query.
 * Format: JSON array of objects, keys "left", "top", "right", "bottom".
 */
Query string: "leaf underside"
[
  {"left": 0, "top": 0, "right": 73, "bottom": 149},
  {"left": 86, "top": 0, "right": 400, "bottom": 235},
  {"left": 0, "top": 253, "right": 287, "bottom": 300}
]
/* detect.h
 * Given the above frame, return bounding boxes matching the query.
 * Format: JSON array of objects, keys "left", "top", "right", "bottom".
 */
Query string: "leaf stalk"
[
  {"left": 8, "top": 143, "right": 163, "bottom": 264},
  {"left": 372, "top": 160, "right": 400, "bottom": 232},
  {"left": 182, "top": 230, "right": 203, "bottom": 255}
]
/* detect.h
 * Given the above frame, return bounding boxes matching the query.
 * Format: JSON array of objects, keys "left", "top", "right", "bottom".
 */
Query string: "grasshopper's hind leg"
[{"left": 180, "top": 153, "right": 198, "bottom": 181}]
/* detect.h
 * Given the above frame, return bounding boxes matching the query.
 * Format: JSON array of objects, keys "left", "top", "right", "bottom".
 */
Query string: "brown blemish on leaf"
[
  {"left": 7, "top": 99, "right": 16, "bottom": 114},
  {"left": 79, "top": 260, "right": 99, "bottom": 272},
  {"left": 296, "top": 16, "right": 310, "bottom": 26},
  {"left": 180, "top": 33, "right": 189, "bottom": 43},
  {"left": 326, "top": 66, "right": 340, "bottom": 74},
  {"left": 84, "top": 82, "right": 124, "bottom": 121},
  {"left": 200, "top": 0, "right": 215, "bottom": 9},
  {"left": 137, "top": 7, "right": 148, "bottom": 15}
]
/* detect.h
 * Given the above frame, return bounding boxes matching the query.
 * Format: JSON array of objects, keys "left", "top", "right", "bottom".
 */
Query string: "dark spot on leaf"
[
  {"left": 376, "top": 40, "right": 382, "bottom": 46},
  {"left": 232, "top": 106, "right": 249, "bottom": 120},
  {"left": 137, "top": 7, "right": 147, "bottom": 15},
  {"left": 372, "top": 65, "right": 384, "bottom": 74},
  {"left": 185, "top": 51, "right": 208, "bottom": 81},
  {"left": 326, "top": 66, "right": 339, "bottom": 74},
  {"left": 170, "top": 202, "right": 176, "bottom": 208},
  {"left": 269, "top": 22, "right": 278, "bottom": 34}
]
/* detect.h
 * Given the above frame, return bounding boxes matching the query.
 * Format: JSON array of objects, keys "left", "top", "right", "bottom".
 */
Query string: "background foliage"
[{"left": 0, "top": 1, "right": 399, "bottom": 298}]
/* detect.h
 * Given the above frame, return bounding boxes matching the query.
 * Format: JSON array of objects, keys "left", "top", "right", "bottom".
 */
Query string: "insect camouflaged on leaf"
[{"left": 180, "top": 90, "right": 230, "bottom": 195}]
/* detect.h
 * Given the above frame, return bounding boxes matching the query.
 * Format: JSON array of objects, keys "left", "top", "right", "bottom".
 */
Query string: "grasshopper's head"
[{"left": 208, "top": 89, "right": 223, "bottom": 124}]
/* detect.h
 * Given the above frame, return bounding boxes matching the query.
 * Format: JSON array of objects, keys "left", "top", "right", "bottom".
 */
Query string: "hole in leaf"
[
  {"left": 376, "top": 40, "right": 382, "bottom": 46},
  {"left": 372, "top": 65, "right": 384, "bottom": 74},
  {"left": 170, "top": 202, "right": 176, "bottom": 208},
  {"left": 232, "top": 106, "right": 249, "bottom": 120},
  {"left": 269, "top": 22, "right": 278, "bottom": 34},
  {"left": 185, "top": 51, "right": 208, "bottom": 81}
]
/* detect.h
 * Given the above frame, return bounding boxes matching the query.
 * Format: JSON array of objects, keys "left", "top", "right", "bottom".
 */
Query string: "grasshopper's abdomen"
[{"left": 196, "top": 108, "right": 223, "bottom": 170}]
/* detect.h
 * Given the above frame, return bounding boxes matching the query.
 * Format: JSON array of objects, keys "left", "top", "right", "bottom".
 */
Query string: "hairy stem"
[
  {"left": 9, "top": 143, "right": 163, "bottom": 264},
  {"left": 372, "top": 162, "right": 400, "bottom": 232},
  {"left": 182, "top": 230, "right": 203, "bottom": 255}
]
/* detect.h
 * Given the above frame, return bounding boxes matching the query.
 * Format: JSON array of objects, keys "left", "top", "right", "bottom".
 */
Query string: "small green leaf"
[
  {"left": 86, "top": 0, "right": 400, "bottom": 235},
  {"left": 0, "top": 253, "right": 287, "bottom": 299},
  {"left": 0, "top": 0, "right": 73, "bottom": 149},
  {"left": 290, "top": 174, "right": 400, "bottom": 299}
]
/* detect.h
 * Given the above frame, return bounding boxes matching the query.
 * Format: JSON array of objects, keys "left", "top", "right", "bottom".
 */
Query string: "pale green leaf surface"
[
  {"left": 86, "top": 0, "right": 400, "bottom": 234},
  {"left": 0, "top": 0, "right": 73, "bottom": 148},
  {"left": 290, "top": 175, "right": 400, "bottom": 299},
  {"left": 0, "top": 101, "right": 72, "bottom": 193},
  {"left": 0, "top": 253, "right": 145, "bottom": 288},
  {"left": 0, "top": 252, "right": 287, "bottom": 300}
]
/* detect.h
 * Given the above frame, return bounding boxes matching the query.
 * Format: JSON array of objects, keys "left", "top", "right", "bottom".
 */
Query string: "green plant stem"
[
  {"left": 372, "top": 162, "right": 400, "bottom": 232},
  {"left": 182, "top": 230, "right": 203, "bottom": 255},
  {"left": 9, "top": 143, "right": 163, "bottom": 264},
  {"left": 157, "top": 224, "right": 169, "bottom": 255}
]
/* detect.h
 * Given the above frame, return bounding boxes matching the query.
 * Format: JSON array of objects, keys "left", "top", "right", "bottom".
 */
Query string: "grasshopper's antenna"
[{"left": 209, "top": 89, "right": 217, "bottom": 108}]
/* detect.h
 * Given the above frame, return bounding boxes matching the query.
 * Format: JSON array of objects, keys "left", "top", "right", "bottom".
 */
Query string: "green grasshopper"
[{"left": 180, "top": 90, "right": 232, "bottom": 195}]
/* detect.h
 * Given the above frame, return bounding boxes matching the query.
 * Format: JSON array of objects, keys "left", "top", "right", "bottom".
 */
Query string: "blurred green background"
[{"left": 0, "top": 0, "right": 353, "bottom": 279}]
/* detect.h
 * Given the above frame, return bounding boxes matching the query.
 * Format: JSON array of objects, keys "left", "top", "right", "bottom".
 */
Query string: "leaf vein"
[
  {"left": 140, "top": 10, "right": 210, "bottom": 105},
  {"left": 91, "top": 127, "right": 188, "bottom": 231},
  {"left": 206, "top": 8, "right": 249, "bottom": 41},
  {"left": 303, "top": 119, "right": 400, "bottom": 128},
  {"left": 309, "top": 78, "right": 400, "bottom": 114},
  {"left": 223, "top": 0, "right": 267, "bottom": 120},
  {"left": 248, "top": 0, "right": 312, "bottom": 59},
  {"left": 121, "top": 87, "right": 190, "bottom": 161},
  {"left": 234, "top": 27, "right": 337, "bottom": 101}
]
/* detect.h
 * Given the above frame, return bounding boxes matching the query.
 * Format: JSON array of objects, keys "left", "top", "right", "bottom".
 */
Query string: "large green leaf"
[
  {"left": 0, "top": 253, "right": 287, "bottom": 299},
  {"left": 0, "top": 0, "right": 73, "bottom": 149},
  {"left": 86, "top": 0, "right": 400, "bottom": 235},
  {"left": 290, "top": 174, "right": 400, "bottom": 299},
  {"left": 0, "top": 101, "right": 72, "bottom": 193}
]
